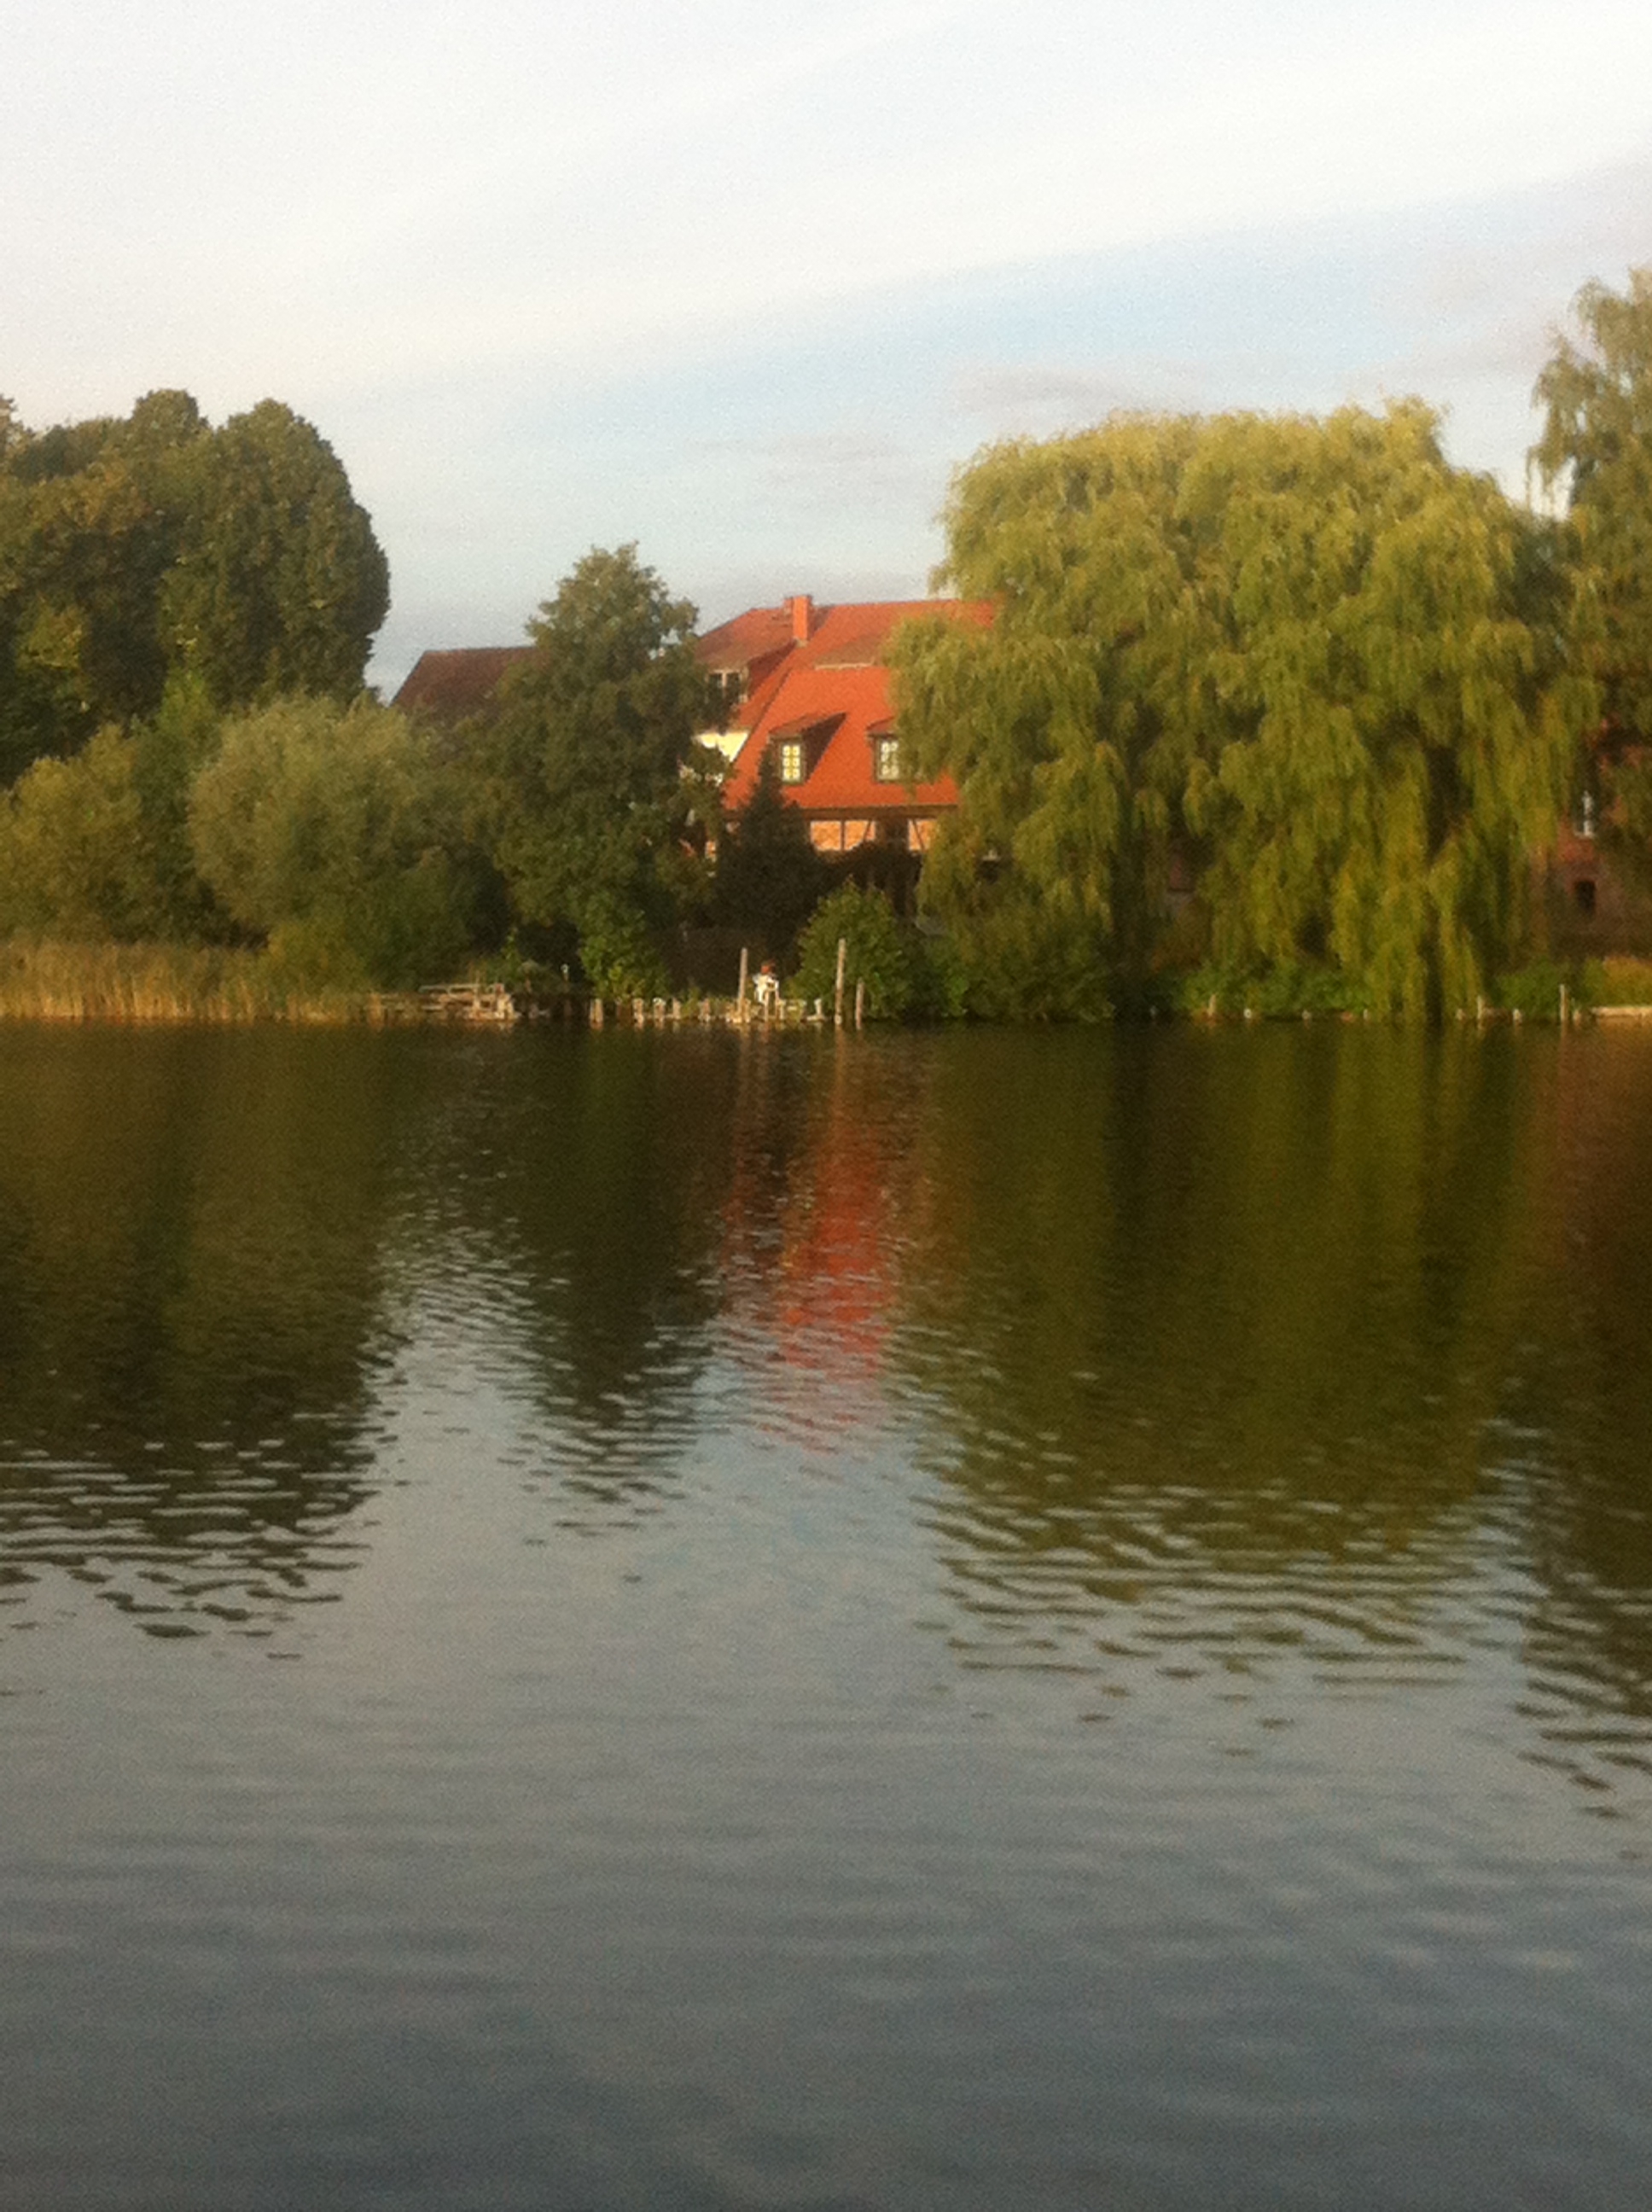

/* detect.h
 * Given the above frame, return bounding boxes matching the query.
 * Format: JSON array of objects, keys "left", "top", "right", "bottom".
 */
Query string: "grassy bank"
[
  {"left": 0, "top": 939, "right": 404, "bottom": 1024},
  {"left": 11, "top": 934, "right": 1652, "bottom": 1028}
]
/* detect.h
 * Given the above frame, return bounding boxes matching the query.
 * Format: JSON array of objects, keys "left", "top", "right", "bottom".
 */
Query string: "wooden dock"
[{"left": 364, "top": 982, "right": 852, "bottom": 1029}]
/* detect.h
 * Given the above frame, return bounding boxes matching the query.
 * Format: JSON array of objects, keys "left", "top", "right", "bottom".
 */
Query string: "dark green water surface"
[{"left": 2, "top": 1022, "right": 1650, "bottom": 2209}]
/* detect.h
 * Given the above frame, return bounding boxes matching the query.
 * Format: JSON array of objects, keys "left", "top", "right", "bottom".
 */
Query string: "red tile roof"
[
  {"left": 697, "top": 603, "right": 796, "bottom": 671},
  {"left": 393, "top": 646, "right": 532, "bottom": 719},
  {"left": 716, "top": 597, "right": 991, "bottom": 818},
  {"left": 392, "top": 597, "right": 992, "bottom": 829}
]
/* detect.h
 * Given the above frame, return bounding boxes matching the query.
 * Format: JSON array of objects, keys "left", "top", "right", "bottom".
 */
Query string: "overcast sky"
[{"left": 4, "top": 0, "right": 1650, "bottom": 688}]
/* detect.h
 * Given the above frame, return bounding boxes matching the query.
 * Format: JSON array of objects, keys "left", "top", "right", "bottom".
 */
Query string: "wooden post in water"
[
  {"left": 737, "top": 946, "right": 749, "bottom": 1023},
  {"left": 590, "top": 997, "right": 604, "bottom": 1027},
  {"left": 854, "top": 976, "right": 865, "bottom": 1030},
  {"left": 1560, "top": 982, "right": 1569, "bottom": 1026},
  {"left": 835, "top": 938, "right": 847, "bottom": 1027}
]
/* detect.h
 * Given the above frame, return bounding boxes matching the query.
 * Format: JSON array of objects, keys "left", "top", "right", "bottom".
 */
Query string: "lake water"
[{"left": 2, "top": 1020, "right": 1650, "bottom": 2210}]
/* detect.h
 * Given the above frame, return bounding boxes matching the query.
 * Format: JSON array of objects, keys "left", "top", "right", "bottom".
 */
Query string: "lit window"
[
  {"left": 873, "top": 735, "right": 903, "bottom": 782},
  {"left": 778, "top": 739, "right": 805, "bottom": 784}
]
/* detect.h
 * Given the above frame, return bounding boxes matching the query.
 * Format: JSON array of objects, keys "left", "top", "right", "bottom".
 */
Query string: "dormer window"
[
  {"left": 873, "top": 735, "right": 903, "bottom": 783},
  {"left": 771, "top": 715, "right": 841, "bottom": 788}
]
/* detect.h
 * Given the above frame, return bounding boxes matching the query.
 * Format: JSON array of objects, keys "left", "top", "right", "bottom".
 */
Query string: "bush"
[
  {"left": 189, "top": 694, "right": 478, "bottom": 987},
  {"left": 1172, "top": 961, "right": 1375, "bottom": 1016},
  {"left": 0, "top": 726, "right": 173, "bottom": 940},
  {"left": 573, "top": 892, "right": 670, "bottom": 999},
  {"left": 792, "top": 883, "right": 964, "bottom": 1020},
  {"left": 1493, "top": 962, "right": 1579, "bottom": 1018},
  {"left": 1579, "top": 956, "right": 1652, "bottom": 1007}
]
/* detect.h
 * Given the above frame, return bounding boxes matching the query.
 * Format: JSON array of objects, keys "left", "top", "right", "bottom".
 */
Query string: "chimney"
[{"left": 788, "top": 592, "right": 814, "bottom": 643}]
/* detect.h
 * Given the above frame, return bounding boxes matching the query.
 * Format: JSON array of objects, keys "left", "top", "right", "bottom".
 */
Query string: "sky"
[{"left": 4, "top": 0, "right": 1651, "bottom": 691}]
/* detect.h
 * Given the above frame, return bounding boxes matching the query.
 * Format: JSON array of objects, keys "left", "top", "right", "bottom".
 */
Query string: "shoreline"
[{"left": 4, "top": 939, "right": 1652, "bottom": 1029}]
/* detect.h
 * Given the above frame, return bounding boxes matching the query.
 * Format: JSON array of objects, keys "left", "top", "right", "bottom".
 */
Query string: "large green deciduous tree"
[
  {"left": 474, "top": 545, "right": 713, "bottom": 995},
  {"left": 0, "top": 392, "right": 387, "bottom": 777},
  {"left": 162, "top": 400, "right": 389, "bottom": 711},
  {"left": 893, "top": 403, "right": 1576, "bottom": 1016}
]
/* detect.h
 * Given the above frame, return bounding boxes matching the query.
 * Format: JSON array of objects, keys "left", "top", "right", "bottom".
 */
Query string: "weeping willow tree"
[
  {"left": 892, "top": 402, "right": 1579, "bottom": 1016},
  {"left": 1533, "top": 268, "right": 1652, "bottom": 747},
  {"left": 1533, "top": 269, "right": 1652, "bottom": 888}
]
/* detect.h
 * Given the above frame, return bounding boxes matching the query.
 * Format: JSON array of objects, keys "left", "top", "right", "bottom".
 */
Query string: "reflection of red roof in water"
[
  {"left": 720, "top": 1060, "right": 931, "bottom": 1412},
  {"left": 771, "top": 1138, "right": 892, "bottom": 1382}
]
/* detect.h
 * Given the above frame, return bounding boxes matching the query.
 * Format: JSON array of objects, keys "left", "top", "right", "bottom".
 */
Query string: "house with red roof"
[
  {"left": 701, "top": 593, "right": 992, "bottom": 859},
  {"left": 393, "top": 591, "right": 991, "bottom": 865}
]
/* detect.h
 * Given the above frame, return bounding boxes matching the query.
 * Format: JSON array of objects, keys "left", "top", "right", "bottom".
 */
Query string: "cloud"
[
  {"left": 948, "top": 362, "right": 1217, "bottom": 431},
  {"left": 9, "top": 0, "right": 1652, "bottom": 427}
]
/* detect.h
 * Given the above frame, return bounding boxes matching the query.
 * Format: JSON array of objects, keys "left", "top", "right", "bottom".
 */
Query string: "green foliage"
[
  {"left": 0, "top": 391, "right": 387, "bottom": 777},
  {"left": 1533, "top": 269, "right": 1652, "bottom": 742},
  {"left": 471, "top": 545, "right": 710, "bottom": 996},
  {"left": 125, "top": 671, "right": 231, "bottom": 936},
  {"left": 1578, "top": 955, "right": 1652, "bottom": 1006},
  {"left": 910, "top": 833, "right": 1118, "bottom": 1018},
  {"left": 1172, "top": 960, "right": 1376, "bottom": 1017},
  {"left": 162, "top": 400, "right": 389, "bottom": 711},
  {"left": 188, "top": 695, "right": 476, "bottom": 987},
  {"left": 792, "top": 883, "right": 963, "bottom": 1019},
  {"left": 1492, "top": 960, "right": 1577, "bottom": 1017},
  {"left": 714, "top": 746, "right": 829, "bottom": 958},
  {"left": 0, "top": 725, "right": 174, "bottom": 940},
  {"left": 893, "top": 403, "right": 1576, "bottom": 1017}
]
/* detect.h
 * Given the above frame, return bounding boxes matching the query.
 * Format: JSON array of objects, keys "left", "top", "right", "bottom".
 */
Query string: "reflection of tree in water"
[
  {"left": 0, "top": 1029, "right": 414, "bottom": 1638},
  {"left": 390, "top": 1031, "right": 736, "bottom": 1531},
  {"left": 1496, "top": 1034, "right": 1652, "bottom": 1806},
  {"left": 889, "top": 1030, "right": 1581, "bottom": 1704}
]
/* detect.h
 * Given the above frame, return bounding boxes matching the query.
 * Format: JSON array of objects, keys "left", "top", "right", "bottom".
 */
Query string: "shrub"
[
  {"left": 1579, "top": 956, "right": 1652, "bottom": 1007},
  {"left": 1493, "top": 962, "right": 1579, "bottom": 1018},
  {"left": 1172, "top": 961, "right": 1374, "bottom": 1016},
  {"left": 792, "top": 883, "right": 964, "bottom": 1020},
  {"left": 0, "top": 726, "right": 172, "bottom": 940},
  {"left": 189, "top": 694, "right": 478, "bottom": 987}
]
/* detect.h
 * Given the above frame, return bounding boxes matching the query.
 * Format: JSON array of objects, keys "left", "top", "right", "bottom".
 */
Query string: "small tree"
[
  {"left": 792, "top": 882, "right": 962, "bottom": 1019},
  {"left": 714, "top": 747, "right": 829, "bottom": 961},
  {"left": 472, "top": 545, "right": 709, "bottom": 995}
]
